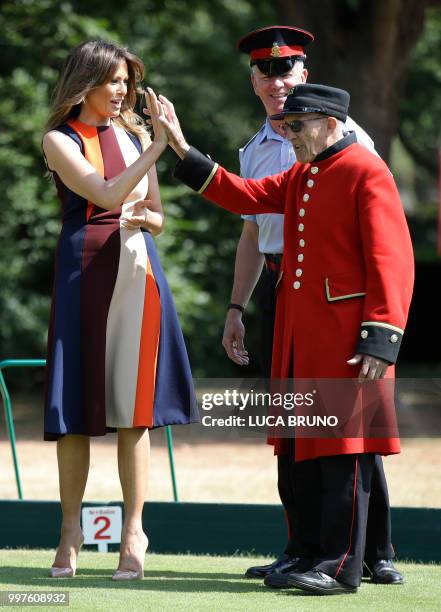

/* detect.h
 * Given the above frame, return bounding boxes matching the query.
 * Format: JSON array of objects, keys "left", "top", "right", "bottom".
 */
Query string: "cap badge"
[{"left": 271, "top": 42, "right": 281, "bottom": 58}]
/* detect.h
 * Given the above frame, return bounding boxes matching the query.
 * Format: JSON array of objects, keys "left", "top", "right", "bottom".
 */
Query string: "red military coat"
[{"left": 175, "top": 136, "right": 414, "bottom": 461}]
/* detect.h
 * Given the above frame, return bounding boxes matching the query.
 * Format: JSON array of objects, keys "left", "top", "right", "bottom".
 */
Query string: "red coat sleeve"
[
  {"left": 204, "top": 165, "right": 289, "bottom": 215},
  {"left": 174, "top": 145, "right": 290, "bottom": 214},
  {"left": 355, "top": 160, "right": 414, "bottom": 363}
]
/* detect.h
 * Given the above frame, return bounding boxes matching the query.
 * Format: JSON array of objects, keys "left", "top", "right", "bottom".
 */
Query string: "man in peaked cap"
[
  {"left": 221, "top": 26, "right": 404, "bottom": 587},
  {"left": 237, "top": 24, "right": 313, "bottom": 75},
  {"left": 152, "top": 81, "right": 414, "bottom": 594}
]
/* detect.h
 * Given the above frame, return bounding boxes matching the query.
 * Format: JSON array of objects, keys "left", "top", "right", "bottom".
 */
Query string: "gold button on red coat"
[
  {"left": 307, "top": 179, "right": 314, "bottom": 188},
  {"left": 293, "top": 281, "right": 301, "bottom": 289},
  {"left": 311, "top": 166, "right": 319, "bottom": 174},
  {"left": 303, "top": 194, "right": 310, "bottom": 202}
]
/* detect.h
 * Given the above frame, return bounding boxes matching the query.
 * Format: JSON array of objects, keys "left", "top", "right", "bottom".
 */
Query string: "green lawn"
[{"left": 0, "top": 551, "right": 440, "bottom": 611}]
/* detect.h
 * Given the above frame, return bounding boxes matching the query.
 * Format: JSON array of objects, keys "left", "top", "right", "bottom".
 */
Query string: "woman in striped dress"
[{"left": 42, "top": 40, "right": 198, "bottom": 580}]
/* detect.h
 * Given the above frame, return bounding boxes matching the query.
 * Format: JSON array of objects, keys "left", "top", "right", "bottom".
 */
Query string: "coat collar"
[{"left": 314, "top": 131, "right": 357, "bottom": 162}]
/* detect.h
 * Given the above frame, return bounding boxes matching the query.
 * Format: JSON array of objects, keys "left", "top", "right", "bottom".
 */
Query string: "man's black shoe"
[
  {"left": 264, "top": 572, "right": 291, "bottom": 588},
  {"left": 264, "top": 558, "right": 312, "bottom": 588},
  {"left": 365, "top": 560, "right": 404, "bottom": 584},
  {"left": 286, "top": 569, "right": 357, "bottom": 595},
  {"left": 245, "top": 554, "right": 299, "bottom": 579}
]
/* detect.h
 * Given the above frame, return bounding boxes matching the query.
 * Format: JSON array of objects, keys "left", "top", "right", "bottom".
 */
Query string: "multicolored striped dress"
[{"left": 44, "top": 119, "right": 199, "bottom": 440}]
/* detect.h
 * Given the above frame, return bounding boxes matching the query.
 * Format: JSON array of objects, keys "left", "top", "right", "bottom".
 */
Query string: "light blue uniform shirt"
[{"left": 239, "top": 116, "right": 377, "bottom": 254}]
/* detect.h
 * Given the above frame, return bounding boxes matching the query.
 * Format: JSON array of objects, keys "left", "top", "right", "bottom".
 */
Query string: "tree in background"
[
  {"left": 0, "top": 1, "right": 115, "bottom": 361},
  {"left": 399, "top": 7, "right": 441, "bottom": 178},
  {"left": 0, "top": 0, "right": 439, "bottom": 377},
  {"left": 0, "top": 0, "right": 277, "bottom": 375},
  {"left": 274, "top": 0, "right": 440, "bottom": 162}
]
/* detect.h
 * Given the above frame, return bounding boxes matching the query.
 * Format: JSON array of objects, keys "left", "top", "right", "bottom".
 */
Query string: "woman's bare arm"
[
  {"left": 143, "top": 164, "right": 164, "bottom": 235},
  {"left": 42, "top": 89, "right": 168, "bottom": 211}
]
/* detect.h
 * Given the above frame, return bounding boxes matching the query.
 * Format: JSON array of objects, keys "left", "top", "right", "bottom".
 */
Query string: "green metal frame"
[{"left": 0, "top": 359, "right": 179, "bottom": 502}]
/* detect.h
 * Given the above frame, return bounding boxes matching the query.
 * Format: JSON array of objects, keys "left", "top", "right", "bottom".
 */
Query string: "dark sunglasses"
[
  {"left": 283, "top": 117, "right": 327, "bottom": 132},
  {"left": 250, "top": 55, "right": 306, "bottom": 77}
]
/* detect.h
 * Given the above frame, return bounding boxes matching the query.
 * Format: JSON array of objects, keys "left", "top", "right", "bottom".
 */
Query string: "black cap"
[
  {"left": 270, "top": 84, "right": 350, "bottom": 122},
  {"left": 237, "top": 25, "right": 314, "bottom": 60}
]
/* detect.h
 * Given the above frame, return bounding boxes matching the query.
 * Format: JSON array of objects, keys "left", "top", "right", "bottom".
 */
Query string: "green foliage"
[
  {"left": 0, "top": 0, "right": 275, "bottom": 376},
  {"left": 0, "top": 67, "right": 55, "bottom": 357},
  {"left": 102, "top": 0, "right": 277, "bottom": 375},
  {"left": 0, "top": 0, "right": 438, "bottom": 376},
  {"left": 400, "top": 7, "right": 441, "bottom": 179},
  {"left": 0, "top": 1, "right": 119, "bottom": 359},
  {"left": 394, "top": 6, "right": 441, "bottom": 261}
]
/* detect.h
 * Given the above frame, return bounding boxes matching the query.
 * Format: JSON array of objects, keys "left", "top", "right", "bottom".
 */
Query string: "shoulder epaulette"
[{"left": 240, "top": 124, "right": 265, "bottom": 153}]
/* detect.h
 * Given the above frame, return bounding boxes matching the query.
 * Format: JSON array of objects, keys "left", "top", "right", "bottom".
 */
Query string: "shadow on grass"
[{"left": 0, "top": 566, "right": 316, "bottom": 596}]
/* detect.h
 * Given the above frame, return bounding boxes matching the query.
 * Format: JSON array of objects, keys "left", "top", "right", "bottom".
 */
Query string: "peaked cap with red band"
[{"left": 237, "top": 25, "right": 314, "bottom": 60}]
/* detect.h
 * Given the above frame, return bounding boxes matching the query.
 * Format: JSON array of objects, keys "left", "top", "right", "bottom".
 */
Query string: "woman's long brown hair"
[{"left": 45, "top": 40, "right": 149, "bottom": 146}]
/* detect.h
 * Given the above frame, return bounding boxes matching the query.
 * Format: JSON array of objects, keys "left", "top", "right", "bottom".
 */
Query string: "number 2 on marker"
[{"left": 94, "top": 515, "right": 111, "bottom": 539}]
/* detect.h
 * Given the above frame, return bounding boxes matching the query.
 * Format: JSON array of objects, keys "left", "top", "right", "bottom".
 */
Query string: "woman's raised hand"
[
  {"left": 144, "top": 88, "right": 168, "bottom": 149},
  {"left": 144, "top": 89, "right": 189, "bottom": 159},
  {"left": 158, "top": 95, "right": 189, "bottom": 156}
]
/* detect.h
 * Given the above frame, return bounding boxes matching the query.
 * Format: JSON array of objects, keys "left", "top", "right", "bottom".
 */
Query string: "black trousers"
[
  {"left": 288, "top": 452, "right": 375, "bottom": 587},
  {"left": 258, "top": 263, "right": 395, "bottom": 566},
  {"left": 258, "top": 262, "right": 279, "bottom": 379}
]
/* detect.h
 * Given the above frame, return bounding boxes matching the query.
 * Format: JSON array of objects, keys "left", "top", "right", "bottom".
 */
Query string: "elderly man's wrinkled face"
[{"left": 282, "top": 114, "right": 329, "bottom": 163}]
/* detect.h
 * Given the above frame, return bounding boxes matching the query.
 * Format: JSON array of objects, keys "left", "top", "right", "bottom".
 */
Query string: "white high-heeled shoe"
[
  {"left": 49, "top": 567, "right": 75, "bottom": 578},
  {"left": 49, "top": 536, "right": 83, "bottom": 578},
  {"left": 112, "top": 534, "right": 148, "bottom": 581},
  {"left": 111, "top": 568, "right": 144, "bottom": 581}
]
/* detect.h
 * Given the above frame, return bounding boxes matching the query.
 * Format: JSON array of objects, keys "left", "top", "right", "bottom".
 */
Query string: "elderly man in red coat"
[{"left": 150, "top": 83, "right": 414, "bottom": 595}]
